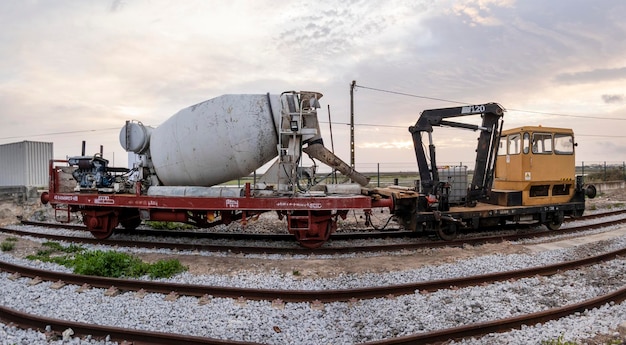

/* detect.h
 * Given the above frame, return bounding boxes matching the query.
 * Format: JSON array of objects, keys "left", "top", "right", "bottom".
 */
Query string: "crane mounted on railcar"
[{"left": 391, "top": 103, "right": 596, "bottom": 240}]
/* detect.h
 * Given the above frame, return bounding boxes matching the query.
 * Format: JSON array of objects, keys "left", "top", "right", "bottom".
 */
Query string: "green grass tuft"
[
  {"left": 145, "top": 221, "right": 197, "bottom": 230},
  {"left": 147, "top": 259, "right": 188, "bottom": 279},
  {"left": 1, "top": 241, "right": 15, "bottom": 252},
  {"left": 71, "top": 250, "right": 149, "bottom": 278},
  {"left": 541, "top": 334, "right": 578, "bottom": 345},
  {"left": 25, "top": 242, "right": 187, "bottom": 279}
]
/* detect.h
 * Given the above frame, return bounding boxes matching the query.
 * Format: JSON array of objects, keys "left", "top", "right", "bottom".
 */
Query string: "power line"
[
  {"left": 320, "top": 121, "right": 626, "bottom": 138},
  {"left": 355, "top": 84, "right": 626, "bottom": 121},
  {"left": 3, "top": 86, "right": 625, "bottom": 142},
  {"left": 3, "top": 122, "right": 624, "bottom": 143},
  {"left": 320, "top": 121, "right": 405, "bottom": 129},
  {"left": 0, "top": 128, "right": 119, "bottom": 140},
  {"left": 507, "top": 108, "right": 626, "bottom": 120},
  {"left": 355, "top": 85, "right": 469, "bottom": 105},
  {"left": 576, "top": 134, "right": 626, "bottom": 138}
]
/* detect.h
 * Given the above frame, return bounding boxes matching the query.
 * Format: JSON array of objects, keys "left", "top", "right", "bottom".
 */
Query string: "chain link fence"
[
  {"left": 355, "top": 161, "right": 626, "bottom": 188},
  {"left": 236, "top": 161, "right": 626, "bottom": 189}
]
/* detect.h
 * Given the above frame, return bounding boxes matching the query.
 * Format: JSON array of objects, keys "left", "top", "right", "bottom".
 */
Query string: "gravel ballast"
[{"left": 2, "top": 228, "right": 626, "bottom": 344}]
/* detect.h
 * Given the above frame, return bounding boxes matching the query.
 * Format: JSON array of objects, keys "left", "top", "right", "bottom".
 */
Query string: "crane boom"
[{"left": 409, "top": 103, "right": 505, "bottom": 207}]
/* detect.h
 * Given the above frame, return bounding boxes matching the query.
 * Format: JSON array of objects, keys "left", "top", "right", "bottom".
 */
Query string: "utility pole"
[{"left": 350, "top": 80, "right": 356, "bottom": 169}]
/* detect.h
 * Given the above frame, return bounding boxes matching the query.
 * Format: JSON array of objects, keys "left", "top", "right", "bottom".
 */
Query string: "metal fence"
[
  {"left": 578, "top": 162, "right": 626, "bottom": 182},
  {"left": 354, "top": 161, "right": 626, "bottom": 187},
  {"left": 235, "top": 161, "right": 626, "bottom": 189}
]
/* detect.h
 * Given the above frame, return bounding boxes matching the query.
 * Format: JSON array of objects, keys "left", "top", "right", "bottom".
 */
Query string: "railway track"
[
  {"left": 2, "top": 249, "right": 626, "bottom": 344},
  {"left": 2, "top": 210, "right": 626, "bottom": 343},
  {"left": 6, "top": 209, "right": 626, "bottom": 255},
  {"left": 1, "top": 241, "right": 626, "bottom": 302},
  {"left": 4, "top": 282, "right": 625, "bottom": 345},
  {"left": 19, "top": 208, "right": 626, "bottom": 241},
  {"left": 19, "top": 218, "right": 414, "bottom": 242}
]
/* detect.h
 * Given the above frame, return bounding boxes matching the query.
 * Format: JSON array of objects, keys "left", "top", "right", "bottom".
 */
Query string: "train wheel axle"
[{"left": 83, "top": 210, "right": 118, "bottom": 239}]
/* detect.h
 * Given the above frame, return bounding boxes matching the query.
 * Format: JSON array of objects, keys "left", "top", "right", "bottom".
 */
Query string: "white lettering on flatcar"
[
  {"left": 276, "top": 202, "right": 323, "bottom": 209},
  {"left": 226, "top": 199, "right": 239, "bottom": 208},
  {"left": 94, "top": 196, "right": 114, "bottom": 205},
  {"left": 53, "top": 195, "right": 78, "bottom": 202}
]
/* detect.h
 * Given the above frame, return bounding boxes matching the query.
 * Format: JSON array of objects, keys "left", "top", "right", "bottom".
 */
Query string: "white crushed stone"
[{"left": 2, "top": 222, "right": 626, "bottom": 343}]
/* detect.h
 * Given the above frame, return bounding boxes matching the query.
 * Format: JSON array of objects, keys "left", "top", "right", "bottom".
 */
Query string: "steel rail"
[
  {"left": 2, "top": 212, "right": 626, "bottom": 344},
  {"left": 0, "top": 304, "right": 259, "bottom": 345},
  {"left": 2, "top": 285, "right": 625, "bottom": 345},
  {"left": 19, "top": 208, "right": 626, "bottom": 242},
  {"left": 19, "top": 219, "right": 410, "bottom": 240},
  {"left": 7, "top": 212, "right": 626, "bottom": 255},
  {"left": 2, "top": 244, "right": 626, "bottom": 303},
  {"left": 361, "top": 285, "right": 626, "bottom": 344}
]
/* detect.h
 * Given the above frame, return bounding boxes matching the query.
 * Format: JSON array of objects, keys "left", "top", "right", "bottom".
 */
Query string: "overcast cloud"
[{"left": 1, "top": 0, "right": 625, "bottom": 170}]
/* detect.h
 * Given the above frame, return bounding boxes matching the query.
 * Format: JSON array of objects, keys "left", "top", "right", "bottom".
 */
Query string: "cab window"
[
  {"left": 532, "top": 133, "right": 552, "bottom": 154},
  {"left": 554, "top": 134, "right": 574, "bottom": 154},
  {"left": 498, "top": 136, "right": 507, "bottom": 156},
  {"left": 508, "top": 133, "right": 521, "bottom": 155}
]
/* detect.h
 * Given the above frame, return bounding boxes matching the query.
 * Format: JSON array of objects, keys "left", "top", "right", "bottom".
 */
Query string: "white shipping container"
[{"left": 0, "top": 141, "right": 53, "bottom": 187}]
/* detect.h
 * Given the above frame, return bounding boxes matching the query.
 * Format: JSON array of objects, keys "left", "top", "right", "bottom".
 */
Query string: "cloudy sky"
[{"left": 1, "top": 0, "right": 625, "bottom": 172}]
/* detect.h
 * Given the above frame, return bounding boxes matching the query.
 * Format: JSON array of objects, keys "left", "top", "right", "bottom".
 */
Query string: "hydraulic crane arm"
[{"left": 409, "top": 103, "right": 505, "bottom": 205}]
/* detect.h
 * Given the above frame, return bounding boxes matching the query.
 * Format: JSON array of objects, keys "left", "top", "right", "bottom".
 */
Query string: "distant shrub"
[{"left": 584, "top": 167, "right": 625, "bottom": 182}]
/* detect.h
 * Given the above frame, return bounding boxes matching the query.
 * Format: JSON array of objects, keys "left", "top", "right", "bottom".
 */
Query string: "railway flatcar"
[{"left": 41, "top": 91, "right": 392, "bottom": 248}]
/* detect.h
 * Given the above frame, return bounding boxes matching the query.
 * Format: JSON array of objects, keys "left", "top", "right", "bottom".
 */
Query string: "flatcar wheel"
[
  {"left": 84, "top": 212, "right": 118, "bottom": 240},
  {"left": 545, "top": 220, "right": 563, "bottom": 231},
  {"left": 436, "top": 222, "right": 458, "bottom": 241},
  {"left": 545, "top": 211, "right": 564, "bottom": 231}
]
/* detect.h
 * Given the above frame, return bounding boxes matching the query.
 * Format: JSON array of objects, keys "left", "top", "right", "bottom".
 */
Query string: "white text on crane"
[{"left": 461, "top": 104, "right": 486, "bottom": 114}]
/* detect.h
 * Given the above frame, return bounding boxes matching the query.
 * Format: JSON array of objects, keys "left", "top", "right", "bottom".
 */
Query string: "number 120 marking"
[{"left": 461, "top": 104, "right": 486, "bottom": 114}]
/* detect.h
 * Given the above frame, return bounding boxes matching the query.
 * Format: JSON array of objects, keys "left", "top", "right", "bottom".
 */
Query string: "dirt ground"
[{"left": 1, "top": 188, "right": 625, "bottom": 279}]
